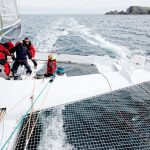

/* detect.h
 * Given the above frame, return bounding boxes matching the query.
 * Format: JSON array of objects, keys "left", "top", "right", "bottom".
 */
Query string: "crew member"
[
  {"left": 11, "top": 41, "right": 32, "bottom": 76},
  {"left": 0, "top": 44, "right": 11, "bottom": 77},
  {"left": 23, "top": 38, "right": 37, "bottom": 69},
  {"left": 44, "top": 54, "right": 57, "bottom": 77},
  {"left": 2, "top": 41, "right": 15, "bottom": 75}
]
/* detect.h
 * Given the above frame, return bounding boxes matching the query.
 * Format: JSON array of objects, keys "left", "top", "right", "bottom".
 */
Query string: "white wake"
[
  {"left": 38, "top": 106, "right": 73, "bottom": 150},
  {"left": 66, "top": 18, "right": 131, "bottom": 58},
  {"left": 34, "top": 18, "right": 69, "bottom": 53}
]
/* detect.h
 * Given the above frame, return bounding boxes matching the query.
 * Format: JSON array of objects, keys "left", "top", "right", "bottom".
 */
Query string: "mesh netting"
[
  {"left": 36, "top": 62, "right": 98, "bottom": 77},
  {"left": 14, "top": 81, "right": 150, "bottom": 150},
  {"left": 58, "top": 63, "right": 99, "bottom": 76}
]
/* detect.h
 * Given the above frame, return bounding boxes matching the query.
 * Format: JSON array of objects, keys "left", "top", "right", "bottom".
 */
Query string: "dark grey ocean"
[
  {"left": 21, "top": 15, "right": 150, "bottom": 58},
  {"left": 16, "top": 15, "right": 150, "bottom": 150}
]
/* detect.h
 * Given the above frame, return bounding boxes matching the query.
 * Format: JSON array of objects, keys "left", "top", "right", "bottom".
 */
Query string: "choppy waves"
[{"left": 21, "top": 15, "right": 150, "bottom": 59}]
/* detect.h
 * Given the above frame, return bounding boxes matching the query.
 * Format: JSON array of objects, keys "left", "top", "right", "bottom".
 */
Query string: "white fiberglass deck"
[{"left": 0, "top": 54, "right": 150, "bottom": 149}]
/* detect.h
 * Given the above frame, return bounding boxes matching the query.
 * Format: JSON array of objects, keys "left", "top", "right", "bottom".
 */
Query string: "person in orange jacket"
[
  {"left": 23, "top": 38, "right": 37, "bottom": 69},
  {"left": 44, "top": 54, "right": 57, "bottom": 77}
]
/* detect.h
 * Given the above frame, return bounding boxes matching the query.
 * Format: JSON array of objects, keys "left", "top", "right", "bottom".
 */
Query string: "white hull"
[{"left": 0, "top": 54, "right": 150, "bottom": 149}]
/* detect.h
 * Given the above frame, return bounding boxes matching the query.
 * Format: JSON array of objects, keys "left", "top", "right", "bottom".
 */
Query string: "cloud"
[{"left": 19, "top": 0, "right": 150, "bottom": 14}]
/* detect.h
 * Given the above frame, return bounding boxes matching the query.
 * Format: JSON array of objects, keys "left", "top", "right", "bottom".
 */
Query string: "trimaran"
[{"left": 0, "top": 0, "right": 150, "bottom": 150}]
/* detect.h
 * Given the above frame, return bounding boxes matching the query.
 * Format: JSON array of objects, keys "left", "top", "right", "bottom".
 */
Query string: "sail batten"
[{"left": 0, "top": 0, "right": 21, "bottom": 43}]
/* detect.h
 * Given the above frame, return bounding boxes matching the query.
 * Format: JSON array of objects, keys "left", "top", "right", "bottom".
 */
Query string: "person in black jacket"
[{"left": 11, "top": 41, "right": 32, "bottom": 76}]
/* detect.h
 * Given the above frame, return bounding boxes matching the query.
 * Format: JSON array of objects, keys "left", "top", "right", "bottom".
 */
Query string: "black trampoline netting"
[
  {"left": 14, "top": 81, "right": 150, "bottom": 150},
  {"left": 37, "top": 62, "right": 99, "bottom": 77}
]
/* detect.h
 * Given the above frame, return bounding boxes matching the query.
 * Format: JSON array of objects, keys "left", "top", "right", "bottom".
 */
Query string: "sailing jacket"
[
  {"left": 0, "top": 44, "right": 10, "bottom": 60},
  {"left": 11, "top": 42, "right": 32, "bottom": 60},
  {"left": 26, "top": 44, "right": 36, "bottom": 58},
  {"left": 2, "top": 42, "right": 14, "bottom": 51},
  {"left": 47, "top": 59, "right": 57, "bottom": 74}
]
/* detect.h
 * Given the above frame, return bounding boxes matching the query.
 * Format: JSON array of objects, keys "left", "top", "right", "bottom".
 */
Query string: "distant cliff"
[{"left": 105, "top": 6, "right": 150, "bottom": 15}]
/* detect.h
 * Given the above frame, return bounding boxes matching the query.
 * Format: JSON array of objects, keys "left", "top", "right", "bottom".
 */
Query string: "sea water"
[
  {"left": 18, "top": 15, "right": 150, "bottom": 150},
  {"left": 21, "top": 15, "right": 150, "bottom": 58}
]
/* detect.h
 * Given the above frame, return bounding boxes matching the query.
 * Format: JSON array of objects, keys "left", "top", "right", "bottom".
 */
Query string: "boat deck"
[{"left": 0, "top": 54, "right": 150, "bottom": 149}]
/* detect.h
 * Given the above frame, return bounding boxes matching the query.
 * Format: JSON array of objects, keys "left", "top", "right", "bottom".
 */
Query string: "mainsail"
[{"left": 0, "top": 0, "right": 21, "bottom": 43}]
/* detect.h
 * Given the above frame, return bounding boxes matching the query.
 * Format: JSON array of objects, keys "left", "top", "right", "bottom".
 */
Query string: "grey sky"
[{"left": 19, "top": 0, "right": 150, "bottom": 14}]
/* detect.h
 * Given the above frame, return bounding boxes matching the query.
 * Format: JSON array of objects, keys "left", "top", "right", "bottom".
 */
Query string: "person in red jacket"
[
  {"left": 2, "top": 41, "right": 15, "bottom": 60},
  {"left": 0, "top": 44, "right": 11, "bottom": 77},
  {"left": 2, "top": 41, "right": 14, "bottom": 51},
  {"left": 0, "top": 45, "right": 10, "bottom": 64},
  {"left": 2, "top": 42, "right": 15, "bottom": 76},
  {"left": 23, "top": 38, "right": 37, "bottom": 68},
  {"left": 44, "top": 54, "right": 57, "bottom": 77}
]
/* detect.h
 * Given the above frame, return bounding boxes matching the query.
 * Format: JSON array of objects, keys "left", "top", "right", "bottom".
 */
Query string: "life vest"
[
  {"left": 47, "top": 59, "right": 57, "bottom": 74},
  {"left": 0, "top": 45, "right": 10, "bottom": 60}
]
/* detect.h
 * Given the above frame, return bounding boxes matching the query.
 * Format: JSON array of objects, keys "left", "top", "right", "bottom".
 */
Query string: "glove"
[
  {"left": 28, "top": 54, "right": 32, "bottom": 59},
  {"left": 11, "top": 56, "right": 16, "bottom": 60}
]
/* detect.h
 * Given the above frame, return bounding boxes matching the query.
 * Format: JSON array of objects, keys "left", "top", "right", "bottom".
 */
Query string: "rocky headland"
[{"left": 105, "top": 6, "right": 150, "bottom": 15}]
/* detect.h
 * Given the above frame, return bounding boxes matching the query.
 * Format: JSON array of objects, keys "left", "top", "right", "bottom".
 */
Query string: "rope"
[
  {"left": 24, "top": 81, "right": 52, "bottom": 150},
  {"left": 0, "top": 109, "right": 6, "bottom": 122},
  {"left": 0, "top": 109, "right": 6, "bottom": 146},
  {"left": 4, "top": 80, "right": 43, "bottom": 119},
  {"left": 1, "top": 80, "right": 51, "bottom": 150},
  {"left": 25, "top": 69, "right": 36, "bottom": 145},
  {"left": 13, "top": 76, "right": 55, "bottom": 149},
  {"left": 14, "top": 76, "right": 53, "bottom": 149},
  {"left": 0, "top": 118, "right": 4, "bottom": 146}
]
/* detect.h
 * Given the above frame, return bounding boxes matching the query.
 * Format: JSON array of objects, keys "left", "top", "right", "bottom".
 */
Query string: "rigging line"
[
  {"left": 25, "top": 69, "right": 36, "bottom": 144},
  {"left": 0, "top": 117, "right": 4, "bottom": 146},
  {"left": 0, "top": 109, "right": 6, "bottom": 146},
  {"left": 14, "top": 75, "right": 56, "bottom": 148},
  {"left": 14, "top": 76, "right": 55, "bottom": 149},
  {"left": 0, "top": 109, "right": 6, "bottom": 122},
  {"left": 13, "top": 81, "right": 48, "bottom": 149},
  {"left": 99, "top": 72, "right": 150, "bottom": 144},
  {"left": 14, "top": 108, "right": 37, "bottom": 149},
  {"left": 14, "top": 80, "right": 51, "bottom": 149},
  {"left": 4, "top": 80, "right": 43, "bottom": 119},
  {"left": 24, "top": 82, "right": 52, "bottom": 150},
  {"left": 1, "top": 80, "right": 51, "bottom": 150},
  {"left": 12, "top": 81, "right": 45, "bottom": 148}
]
